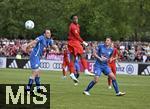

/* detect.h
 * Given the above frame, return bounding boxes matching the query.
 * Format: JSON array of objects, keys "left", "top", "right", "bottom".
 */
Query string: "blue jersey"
[
  {"left": 31, "top": 35, "right": 53, "bottom": 57},
  {"left": 30, "top": 35, "right": 53, "bottom": 69},
  {"left": 95, "top": 43, "right": 113, "bottom": 66}
]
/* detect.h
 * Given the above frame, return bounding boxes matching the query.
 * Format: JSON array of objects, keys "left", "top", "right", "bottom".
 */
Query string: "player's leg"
[
  {"left": 83, "top": 66, "right": 101, "bottom": 95},
  {"left": 108, "top": 64, "right": 113, "bottom": 89},
  {"left": 106, "top": 67, "right": 125, "bottom": 96},
  {"left": 79, "top": 54, "right": 95, "bottom": 76},
  {"left": 32, "top": 57, "right": 42, "bottom": 93},
  {"left": 35, "top": 70, "right": 42, "bottom": 93},
  {"left": 108, "top": 64, "right": 117, "bottom": 89},
  {"left": 83, "top": 76, "right": 99, "bottom": 96},
  {"left": 69, "top": 53, "right": 79, "bottom": 83},
  {"left": 26, "top": 70, "right": 37, "bottom": 93},
  {"left": 74, "top": 60, "right": 80, "bottom": 79},
  {"left": 62, "top": 61, "right": 67, "bottom": 79},
  {"left": 26, "top": 56, "right": 40, "bottom": 94}
]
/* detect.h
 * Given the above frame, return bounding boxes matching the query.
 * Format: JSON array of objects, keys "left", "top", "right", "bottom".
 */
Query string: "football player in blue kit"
[
  {"left": 24, "top": 29, "right": 58, "bottom": 94},
  {"left": 83, "top": 37, "right": 125, "bottom": 96}
]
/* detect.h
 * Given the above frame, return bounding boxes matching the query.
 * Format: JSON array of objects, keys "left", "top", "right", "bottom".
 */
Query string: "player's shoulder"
[
  {"left": 112, "top": 47, "right": 118, "bottom": 53},
  {"left": 98, "top": 43, "right": 105, "bottom": 48},
  {"left": 37, "top": 35, "right": 44, "bottom": 39},
  {"left": 70, "top": 23, "right": 79, "bottom": 28},
  {"left": 48, "top": 38, "right": 54, "bottom": 45},
  {"left": 36, "top": 35, "right": 44, "bottom": 41}
]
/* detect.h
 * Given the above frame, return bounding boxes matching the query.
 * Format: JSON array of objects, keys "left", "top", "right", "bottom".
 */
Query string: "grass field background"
[{"left": 0, "top": 68, "right": 150, "bottom": 109}]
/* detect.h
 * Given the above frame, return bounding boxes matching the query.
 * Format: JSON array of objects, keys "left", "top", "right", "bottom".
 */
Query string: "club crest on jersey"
[{"left": 108, "top": 51, "right": 111, "bottom": 55}]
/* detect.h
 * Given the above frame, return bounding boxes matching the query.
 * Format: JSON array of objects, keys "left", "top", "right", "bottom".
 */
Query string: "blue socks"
[
  {"left": 26, "top": 76, "right": 40, "bottom": 91},
  {"left": 74, "top": 73, "right": 79, "bottom": 78},
  {"left": 85, "top": 81, "right": 96, "bottom": 91},
  {"left": 112, "top": 79, "right": 119, "bottom": 93},
  {"left": 35, "top": 77, "right": 40, "bottom": 90},
  {"left": 85, "top": 79, "right": 119, "bottom": 94},
  {"left": 26, "top": 77, "right": 34, "bottom": 91}
]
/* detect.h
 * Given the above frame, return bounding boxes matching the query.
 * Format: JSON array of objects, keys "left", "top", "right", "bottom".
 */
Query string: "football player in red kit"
[
  {"left": 108, "top": 43, "right": 119, "bottom": 89},
  {"left": 68, "top": 15, "right": 94, "bottom": 83},
  {"left": 62, "top": 44, "right": 70, "bottom": 79}
]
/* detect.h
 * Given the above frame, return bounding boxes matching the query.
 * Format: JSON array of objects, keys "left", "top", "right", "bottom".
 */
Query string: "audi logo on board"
[
  {"left": 40, "top": 62, "right": 50, "bottom": 68},
  {"left": 53, "top": 63, "right": 62, "bottom": 69}
]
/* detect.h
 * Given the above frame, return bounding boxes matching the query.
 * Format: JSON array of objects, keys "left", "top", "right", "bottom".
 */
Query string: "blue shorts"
[
  {"left": 94, "top": 64, "right": 111, "bottom": 77},
  {"left": 30, "top": 55, "right": 40, "bottom": 70},
  {"left": 75, "top": 62, "right": 80, "bottom": 72}
]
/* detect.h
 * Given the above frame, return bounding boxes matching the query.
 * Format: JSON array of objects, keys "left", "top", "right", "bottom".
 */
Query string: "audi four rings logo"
[
  {"left": 40, "top": 62, "right": 50, "bottom": 68},
  {"left": 53, "top": 63, "right": 62, "bottom": 69}
]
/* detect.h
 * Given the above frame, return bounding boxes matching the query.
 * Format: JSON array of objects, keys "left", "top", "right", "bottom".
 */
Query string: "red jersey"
[
  {"left": 109, "top": 48, "right": 118, "bottom": 64},
  {"left": 68, "top": 22, "right": 83, "bottom": 43}
]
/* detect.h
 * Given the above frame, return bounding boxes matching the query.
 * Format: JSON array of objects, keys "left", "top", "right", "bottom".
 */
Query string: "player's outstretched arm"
[{"left": 25, "top": 40, "right": 37, "bottom": 53}]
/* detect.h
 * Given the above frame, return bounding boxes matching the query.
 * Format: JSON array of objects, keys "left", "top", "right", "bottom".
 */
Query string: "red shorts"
[
  {"left": 108, "top": 63, "right": 116, "bottom": 76},
  {"left": 68, "top": 40, "right": 83, "bottom": 56}
]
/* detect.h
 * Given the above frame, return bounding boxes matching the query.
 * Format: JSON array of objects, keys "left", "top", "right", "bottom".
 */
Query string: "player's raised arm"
[{"left": 22, "top": 40, "right": 37, "bottom": 53}]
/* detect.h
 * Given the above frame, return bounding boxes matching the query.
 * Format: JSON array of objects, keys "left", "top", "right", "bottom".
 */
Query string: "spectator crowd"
[{"left": 0, "top": 38, "right": 150, "bottom": 62}]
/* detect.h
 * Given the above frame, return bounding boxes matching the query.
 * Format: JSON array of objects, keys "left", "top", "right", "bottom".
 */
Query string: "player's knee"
[
  {"left": 94, "top": 77, "right": 99, "bottom": 83},
  {"left": 95, "top": 80, "right": 98, "bottom": 83},
  {"left": 94, "top": 80, "right": 98, "bottom": 83},
  {"left": 111, "top": 75, "right": 116, "bottom": 80},
  {"left": 109, "top": 72, "right": 116, "bottom": 80}
]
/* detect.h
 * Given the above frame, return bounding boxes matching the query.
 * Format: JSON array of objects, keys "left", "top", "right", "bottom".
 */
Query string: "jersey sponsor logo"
[
  {"left": 53, "top": 63, "right": 62, "bottom": 69},
  {"left": 40, "top": 62, "right": 50, "bottom": 68},
  {"left": 108, "top": 51, "right": 111, "bottom": 55},
  {"left": 126, "top": 64, "right": 134, "bottom": 74}
]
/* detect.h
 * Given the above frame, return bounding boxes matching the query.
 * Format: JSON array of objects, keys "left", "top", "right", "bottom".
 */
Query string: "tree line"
[{"left": 0, "top": 0, "right": 150, "bottom": 41}]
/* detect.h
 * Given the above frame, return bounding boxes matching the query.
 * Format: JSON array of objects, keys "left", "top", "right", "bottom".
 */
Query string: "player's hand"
[
  {"left": 99, "top": 56, "right": 108, "bottom": 61},
  {"left": 22, "top": 44, "right": 27, "bottom": 53},
  {"left": 109, "top": 58, "right": 113, "bottom": 63},
  {"left": 22, "top": 44, "right": 32, "bottom": 53},
  {"left": 82, "top": 41, "right": 88, "bottom": 47}
]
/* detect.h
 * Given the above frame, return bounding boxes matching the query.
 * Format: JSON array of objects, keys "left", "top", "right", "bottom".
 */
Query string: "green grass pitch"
[{"left": 0, "top": 68, "right": 150, "bottom": 109}]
